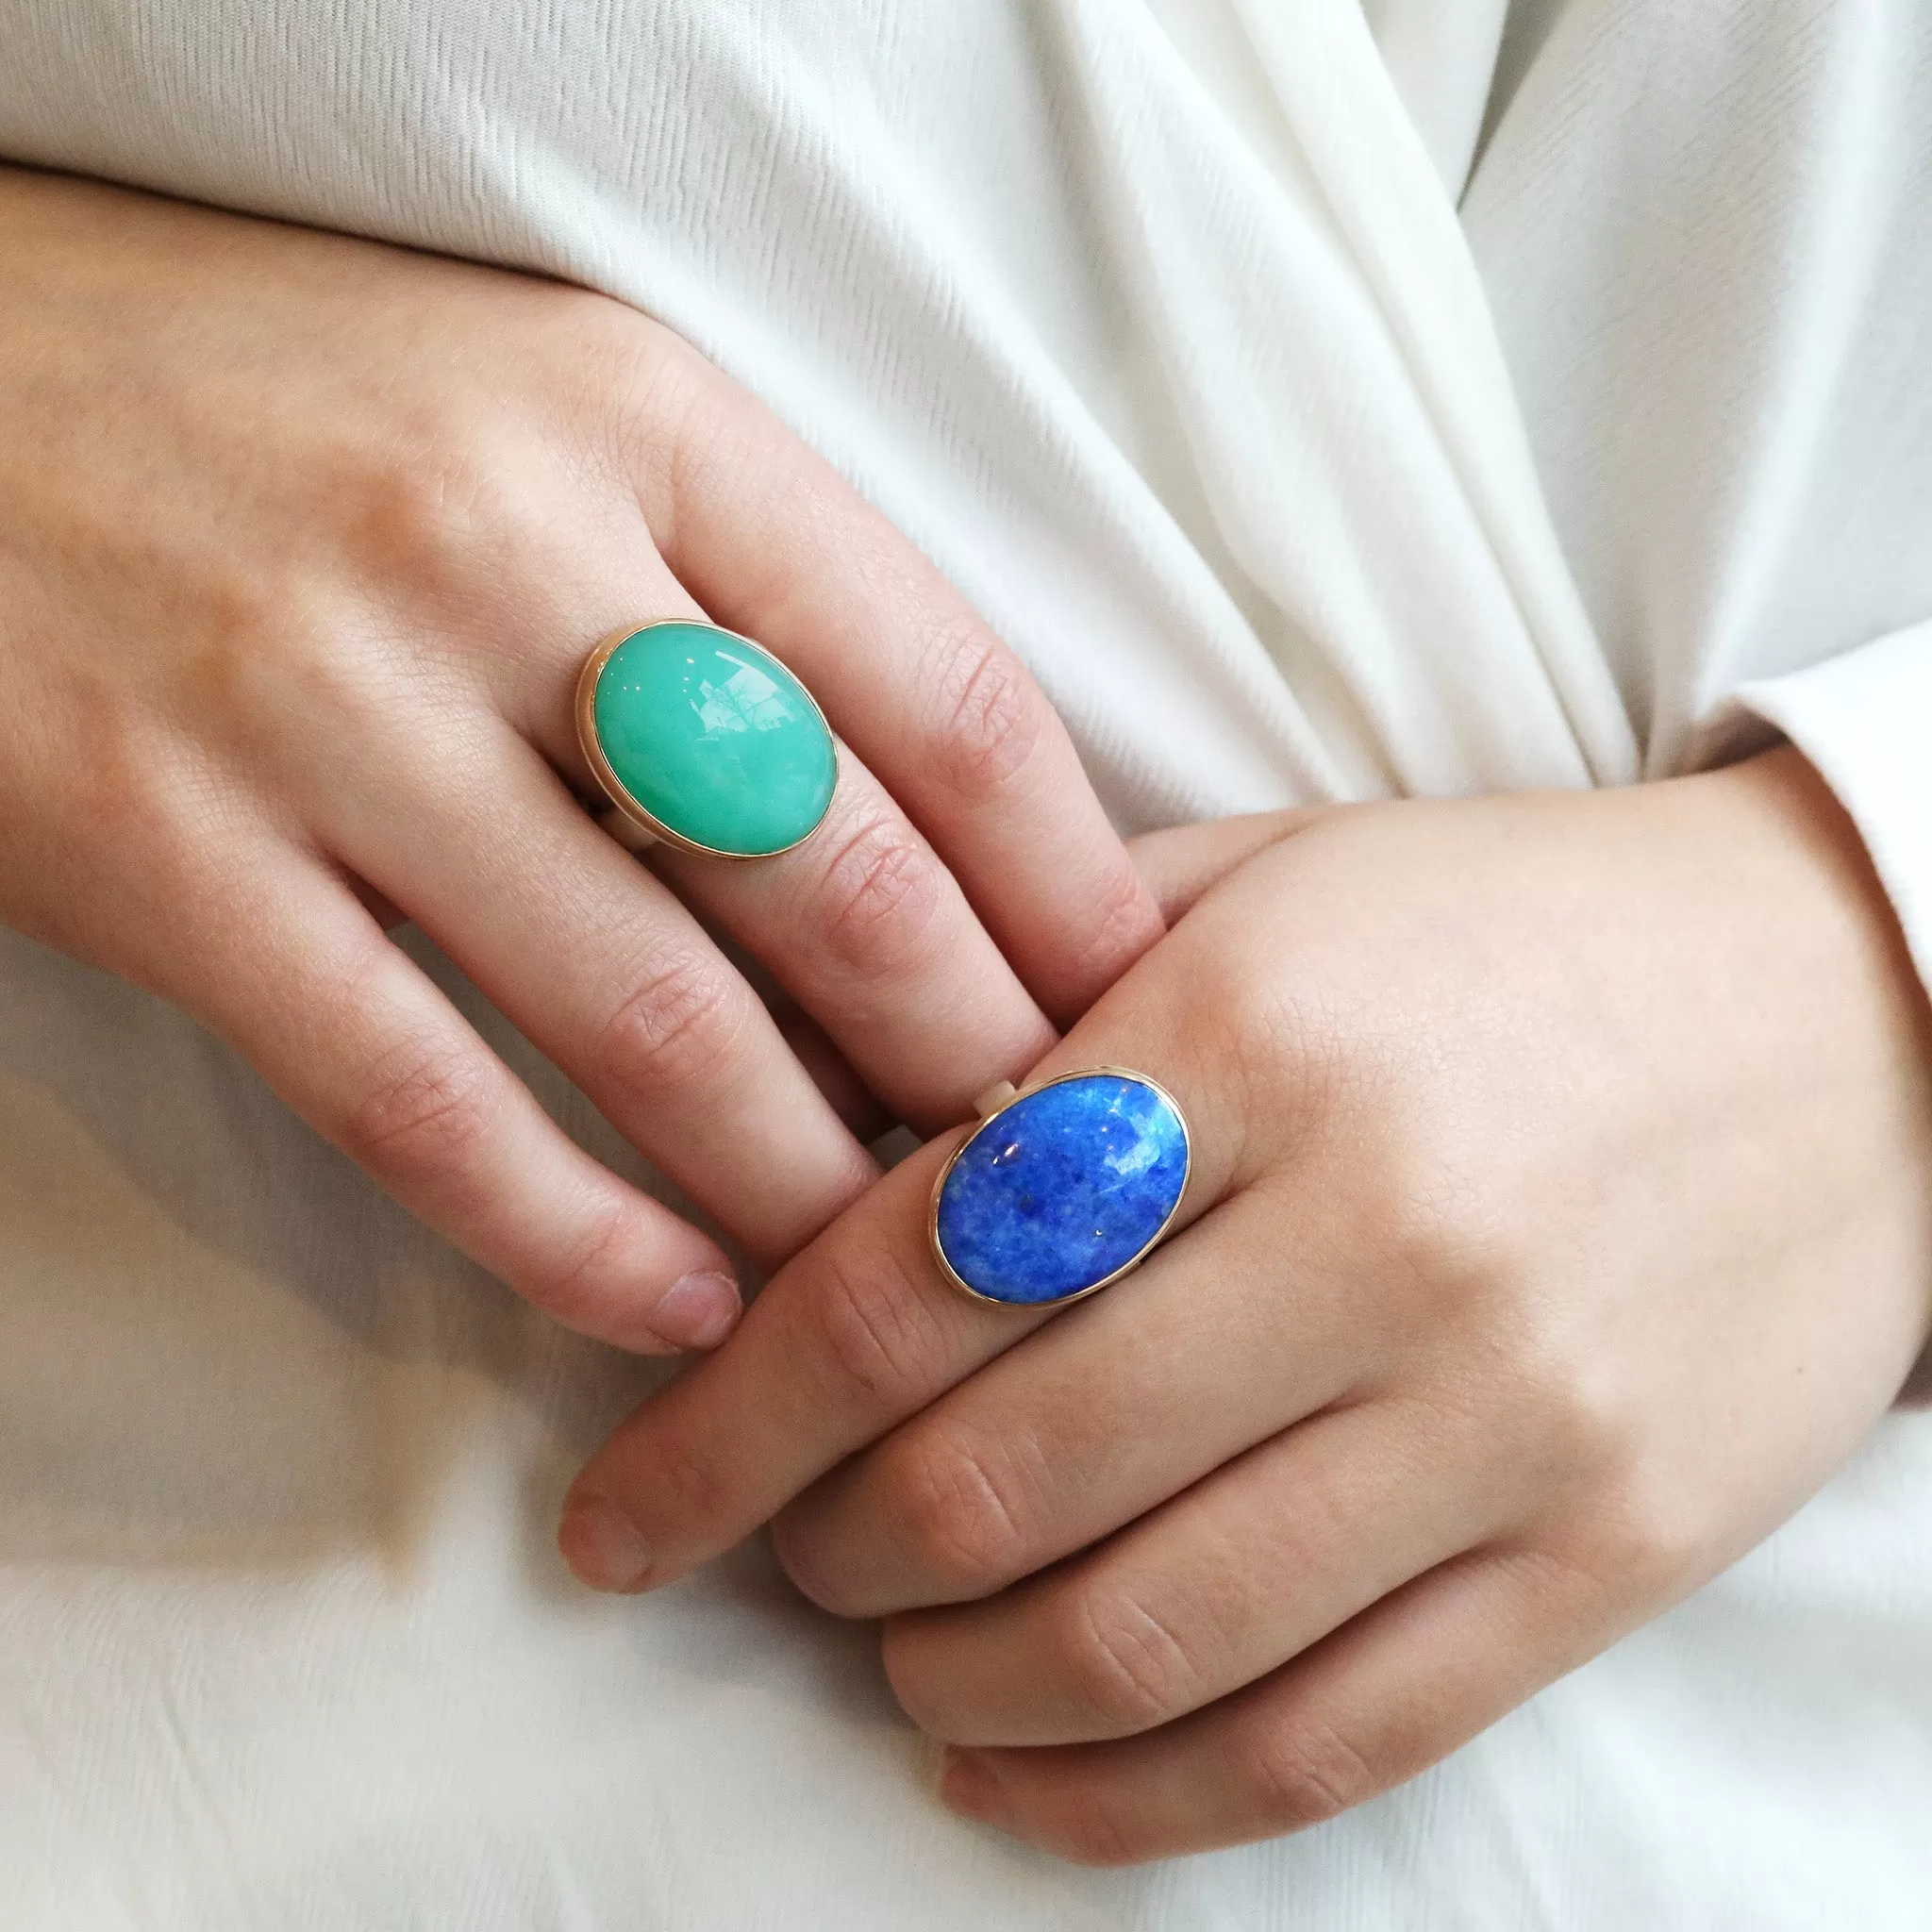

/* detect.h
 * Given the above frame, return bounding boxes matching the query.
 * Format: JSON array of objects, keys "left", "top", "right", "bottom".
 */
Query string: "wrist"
[{"left": 1707, "top": 746, "right": 1932, "bottom": 1374}]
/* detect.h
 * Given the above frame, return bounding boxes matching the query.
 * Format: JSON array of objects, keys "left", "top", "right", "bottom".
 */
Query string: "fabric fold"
[{"left": 1732, "top": 620, "right": 1932, "bottom": 995}]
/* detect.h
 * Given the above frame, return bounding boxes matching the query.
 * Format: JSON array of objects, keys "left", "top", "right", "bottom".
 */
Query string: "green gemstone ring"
[{"left": 575, "top": 621, "right": 840, "bottom": 859}]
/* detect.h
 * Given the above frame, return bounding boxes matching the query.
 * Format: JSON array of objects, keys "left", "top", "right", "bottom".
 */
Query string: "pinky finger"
[
  {"left": 177, "top": 852, "right": 743, "bottom": 1355},
  {"left": 938, "top": 1545, "right": 1614, "bottom": 1865}
]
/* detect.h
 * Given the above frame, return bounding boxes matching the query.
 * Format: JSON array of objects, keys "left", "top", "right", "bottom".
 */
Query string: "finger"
[
  {"left": 770, "top": 1182, "right": 1371, "bottom": 1617},
  {"left": 880, "top": 1395, "right": 1505, "bottom": 1746},
  {"left": 485, "top": 541, "right": 1058, "bottom": 1135},
  {"left": 560, "top": 970, "right": 1245, "bottom": 1592},
  {"left": 647, "top": 742, "right": 1058, "bottom": 1133},
  {"left": 174, "top": 848, "right": 743, "bottom": 1354},
  {"left": 342, "top": 872, "right": 410, "bottom": 932},
  {"left": 939, "top": 1545, "right": 1606, "bottom": 1864},
  {"left": 1126, "top": 808, "right": 1332, "bottom": 924},
  {"left": 706, "top": 938, "right": 896, "bottom": 1143},
  {"left": 769, "top": 1001, "right": 894, "bottom": 1143},
  {"left": 619, "top": 338, "right": 1166, "bottom": 1023},
  {"left": 323, "top": 718, "right": 879, "bottom": 1268},
  {"left": 559, "top": 1141, "right": 1034, "bottom": 1594},
  {"left": 593, "top": 849, "right": 894, "bottom": 1141}
]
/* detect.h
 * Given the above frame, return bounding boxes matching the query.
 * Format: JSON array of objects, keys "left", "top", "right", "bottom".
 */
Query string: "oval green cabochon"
[{"left": 591, "top": 623, "right": 837, "bottom": 857}]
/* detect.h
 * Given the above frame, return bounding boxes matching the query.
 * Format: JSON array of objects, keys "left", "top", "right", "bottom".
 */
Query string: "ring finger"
[
  {"left": 544, "top": 579, "right": 1061, "bottom": 1133},
  {"left": 877, "top": 1391, "right": 1507, "bottom": 1748},
  {"left": 935, "top": 1546, "right": 1606, "bottom": 1862},
  {"left": 322, "top": 709, "right": 880, "bottom": 1269}
]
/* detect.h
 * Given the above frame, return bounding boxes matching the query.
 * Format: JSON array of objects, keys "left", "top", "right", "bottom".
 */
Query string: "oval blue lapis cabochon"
[{"left": 931, "top": 1071, "right": 1191, "bottom": 1307}]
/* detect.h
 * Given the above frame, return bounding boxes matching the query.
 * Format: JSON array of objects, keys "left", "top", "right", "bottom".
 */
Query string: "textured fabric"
[{"left": 1, "top": 2, "right": 1930, "bottom": 1926}]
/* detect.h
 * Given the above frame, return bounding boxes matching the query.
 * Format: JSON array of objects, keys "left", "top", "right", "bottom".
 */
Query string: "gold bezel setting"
[
  {"left": 575, "top": 620, "right": 839, "bottom": 861},
  {"left": 927, "top": 1065, "right": 1192, "bottom": 1309}
]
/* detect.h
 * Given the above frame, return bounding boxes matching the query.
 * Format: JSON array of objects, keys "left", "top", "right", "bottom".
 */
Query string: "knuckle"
[
  {"left": 341, "top": 1033, "right": 499, "bottom": 1187},
  {"left": 811, "top": 1245, "right": 951, "bottom": 1413},
  {"left": 633, "top": 1423, "right": 738, "bottom": 1534},
  {"left": 806, "top": 803, "right": 946, "bottom": 979},
  {"left": 231, "top": 616, "right": 409, "bottom": 759},
  {"left": 545, "top": 283, "right": 672, "bottom": 391},
  {"left": 49, "top": 744, "right": 261, "bottom": 991},
  {"left": 599, "top": 950, "right": 746, "bottom": 1102},
  {"left": 91, "top": 719, "right": 242, "bottom": 860},
  {"left": 1368, "top": 1160, "right": 1529, "bottom": 1317},
  {"left": 1241, "top": 1716, "right": 1381, "bottom": 1830},
  {"left": 520, "top": 1195, "right": 635, "bottom": 1327},
  {"left": 1051, "top": 1586, "right": 1200, "bottom": 1734},
  {"left": 609, "top": 322, "right": 716, "bottom": 512},
  {"left": 360, "top": 414, "right": 518, "bottom": 569},
  {"left": 1510, "top": 1343, "right": 1641, "bottom": 1488},
  {"left": 172, "top": 590, "right": 441, "bottom": 779},
  {"left": 886, "top": 1424, "right": 1035, "bottom": 1595},
  {"left": 1295, "top": 1048, "right": 1537, "bottom": 1330},
  {"left": 924, "top": 618, "right": 1050, "bottom": 800},
  {"left": 350, "top": 434, "right": 588, "bottom": 645},
  {"left": 1562, "top": 1464, "right": 1703, "bottom": 1599},
  {"left": 1064, "top": 858, "right": 1161, "bottom": 991},
  {"left": 1174, "top": 942, "right": 1327, "bottom": 1113}
]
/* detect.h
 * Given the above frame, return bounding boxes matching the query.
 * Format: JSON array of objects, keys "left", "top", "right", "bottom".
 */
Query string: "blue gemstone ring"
[{"left": 929, "top": 1068, "right": 1192, "bottom": 1308}]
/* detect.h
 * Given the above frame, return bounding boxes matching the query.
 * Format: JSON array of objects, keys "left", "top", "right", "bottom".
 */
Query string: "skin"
[
  {"left": 8, "top": 162, "right": 1928, "bottom": 1870},
  {"left": 0, "top": 165, "right": 1161, "bottom": 1352},
  {"left": 563, "top": 753, "right": 1932, "bottom": 1861}
]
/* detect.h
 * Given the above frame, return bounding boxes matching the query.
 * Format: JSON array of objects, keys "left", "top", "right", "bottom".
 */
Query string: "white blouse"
[{"left": 0, "top": 2, "right": 1928, "bottom": 1925}]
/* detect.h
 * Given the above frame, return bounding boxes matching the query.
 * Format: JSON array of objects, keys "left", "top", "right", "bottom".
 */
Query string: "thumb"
[{"left": 1127, "top": 807, "right": 1339, "bottom": 924}]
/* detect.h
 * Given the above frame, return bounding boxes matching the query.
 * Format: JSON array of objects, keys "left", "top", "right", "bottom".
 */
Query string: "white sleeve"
[{"left": 1730, "top": 619, "right": 1932, "bottom": 996}]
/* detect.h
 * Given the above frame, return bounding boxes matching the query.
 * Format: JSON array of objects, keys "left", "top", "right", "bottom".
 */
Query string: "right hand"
[{"left": 0, "top": 165, "right": 1161, "bottom": 1351}]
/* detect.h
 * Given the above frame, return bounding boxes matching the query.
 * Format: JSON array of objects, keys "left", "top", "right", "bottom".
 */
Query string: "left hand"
[
  {"left": 0, "top": 168, "right": 1163, "bottom": 1353},
  {"left": 559, "top": 747, "right": 1932, "bottom": 1862}
]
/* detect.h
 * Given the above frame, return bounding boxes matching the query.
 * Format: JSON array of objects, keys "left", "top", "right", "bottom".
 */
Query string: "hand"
[
  {"left": 0, "top": 166, "right": 1159, "bottom": 1351},
  {"left": 560, "top": 747, "right": 1932, "bottom": 1860}
]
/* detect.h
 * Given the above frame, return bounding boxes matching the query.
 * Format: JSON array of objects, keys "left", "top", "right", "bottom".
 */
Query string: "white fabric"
[{"left": 1, "top": 2, "right": 1929, "bottom": 1926}]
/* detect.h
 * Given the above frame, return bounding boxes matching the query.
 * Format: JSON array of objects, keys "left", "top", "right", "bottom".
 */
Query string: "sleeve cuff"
[{"left": 1723, "top": 619, "right": 1932, "bottom": 1000}]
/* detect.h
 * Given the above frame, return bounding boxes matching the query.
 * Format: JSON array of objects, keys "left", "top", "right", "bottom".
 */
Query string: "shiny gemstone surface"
[
  {"left": 934, "top": 1073, "right": 1190, "bottom": 1306},
  {"left": 591, "top": 622, "right": 837, "bottom": 857}
]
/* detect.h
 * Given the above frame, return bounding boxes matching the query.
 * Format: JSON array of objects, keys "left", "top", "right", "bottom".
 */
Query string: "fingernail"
[
  {"left": 940, "top": 1749, "right": 1014, "bottom": 1832},
  {"left": 650, "top": 1269, "right": 741, "bottom": 1351},
  {"left": 558, "top": 1491, "right": 653, "bottom": 1592}
]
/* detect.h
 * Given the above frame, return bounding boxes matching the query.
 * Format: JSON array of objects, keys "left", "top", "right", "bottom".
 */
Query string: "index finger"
[
  {"left": 558, "top": 1135, "right": 1021, "bottom": 1593},
  {"left": 616, "top": 325, "right": 1165, "bottom": 1024},
  {"left": 558, "top": 1050, "right": 1237, "bottom": 1597}
]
